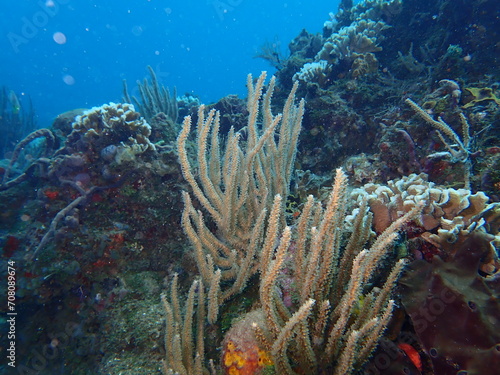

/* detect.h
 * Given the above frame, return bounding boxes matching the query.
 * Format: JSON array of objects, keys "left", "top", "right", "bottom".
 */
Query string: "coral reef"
[
  {"left": 0, "top": 101, "right": 185, "bottom": 374},
  {"left": 351, "top": 173, "right": 500, "bottom": 266},
  {"left": 67, "top": 102, "right": 156, "bottom": 160},
  {"left": 351, "top": 173, "right": 489, "bottom": 232},
  {"left": 266, "top": 0, "right": 499, "bottom": 191},
  {"left": 1, "top": 0, "right": 499, "bottom": 374},
  {"left": 350, "top": 172, "right": 500, "bottom": 374},
  {"left": 316, "top": 19, "right": 389, "bottom": 77}
]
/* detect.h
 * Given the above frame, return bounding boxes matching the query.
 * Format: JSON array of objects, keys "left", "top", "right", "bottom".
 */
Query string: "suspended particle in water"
[
  {"left": 131, "top": 25, "right": 143, "bottom": 36},
  {"left": 53, "top": 32, "right": 67, "bottom": 44},
  {"left": 63, "top": 74, "right": 75, "bottom": 85}
]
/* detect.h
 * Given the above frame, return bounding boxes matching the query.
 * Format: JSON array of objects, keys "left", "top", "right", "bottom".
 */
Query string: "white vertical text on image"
[{"left": 7, "top": 260, "right": 17, "bottom": 368}]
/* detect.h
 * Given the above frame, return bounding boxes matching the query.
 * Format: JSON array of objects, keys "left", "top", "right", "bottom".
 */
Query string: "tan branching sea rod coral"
[
  {"left": 177, "top": 72, "right": 304, "bottom": 304},
  {"left": 165, "top": 72, "right": 419, "bottom": 374}
]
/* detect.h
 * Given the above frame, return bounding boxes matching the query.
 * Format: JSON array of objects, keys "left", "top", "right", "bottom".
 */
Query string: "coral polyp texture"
[
  {"left": 316, "top": 19, "right": 389, "bottom": 66},
  {"left": 68, "top": 102, "right": 156, "bottom": 162},
  {"left": 351, "top": 173, "right": 493, "bottom": 233},
  {"left": 351, "top": 173, "right": 500, "bottom": 271}
]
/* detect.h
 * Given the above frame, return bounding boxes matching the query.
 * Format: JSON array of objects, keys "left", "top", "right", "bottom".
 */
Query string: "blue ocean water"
[{"left": 1, "top": 0, "right": 337, "bottom": 128}]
